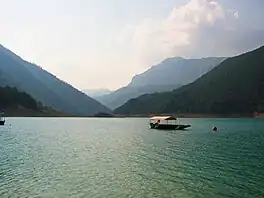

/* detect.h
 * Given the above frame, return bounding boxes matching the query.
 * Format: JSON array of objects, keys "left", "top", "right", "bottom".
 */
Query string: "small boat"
[
  {"left": 0, "top": 112, "right": 5, "bottom": 125},
  {"left": 149, "top": 116, "right": 190, "bottom": 130}
]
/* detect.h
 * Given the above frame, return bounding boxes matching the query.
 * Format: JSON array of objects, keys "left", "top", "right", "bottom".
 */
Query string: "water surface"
[{"left": 1, "top": 118, "right": 264, "bottom": 197}]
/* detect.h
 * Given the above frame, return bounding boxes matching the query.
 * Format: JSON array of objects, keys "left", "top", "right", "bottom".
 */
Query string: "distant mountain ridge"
[
  {"left": 97, "top": 56, "right": 226, "bottom": 109},
  {"left": 96, "top": 84, "right": 181, "bottom": 110},
  {"left": 0, "top": 44, "right": 110, "bottom": 116},
  {"left": 129, "top": 57, "right": 226, "bottom": 87},
  {"left": 115, "top": 45, "right": 264, "bottom": 115},
  {"left": 83, "top": 88, "right": 112, "bottom": 98}
]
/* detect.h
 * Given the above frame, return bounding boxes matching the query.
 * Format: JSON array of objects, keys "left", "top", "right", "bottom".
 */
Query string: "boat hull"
[
  {"left": 0, "top": 121, "right": 5, "bottom": 125},
  {"left": 150, "top": 123, "right": 190, "bottom": 130}
]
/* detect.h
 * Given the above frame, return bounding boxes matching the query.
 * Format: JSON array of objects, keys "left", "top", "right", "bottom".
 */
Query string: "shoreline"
[
  {"left": 4, "top": 113, "right": 264, "bottom": 118},
  {"left": 114, "top": 113, "right": 264, "bottom": 118}
]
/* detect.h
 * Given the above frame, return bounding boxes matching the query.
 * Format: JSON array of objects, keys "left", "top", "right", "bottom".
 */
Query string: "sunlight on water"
[{"left": 1, "top": 118, "right": 264, "bottom": 197}]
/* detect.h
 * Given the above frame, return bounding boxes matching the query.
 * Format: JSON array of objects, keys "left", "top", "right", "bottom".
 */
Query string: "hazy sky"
[{"left": 1, "top": 0, "right": 264, "bottom": 90}]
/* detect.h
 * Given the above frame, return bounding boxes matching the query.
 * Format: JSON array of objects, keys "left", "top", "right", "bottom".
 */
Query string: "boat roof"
[{"left": 150, "top": 116, "right": 177, "bottom": 120}]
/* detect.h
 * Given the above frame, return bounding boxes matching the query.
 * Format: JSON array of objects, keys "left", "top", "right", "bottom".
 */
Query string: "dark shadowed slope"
[
  {"left": 98, "top": 57, "right": 226, "bottom": 109},
  {"left": 0, "top": 86, "right": 65, "bottom": 116},
  {"left": 0, "top": 86, "right": 38, "bottom": 110},
  {"left": 0, "top": 44, "right": 110, "bottom": 116},
  {"left": 115, "top": 45, "right": 264, "bottom": 115}
]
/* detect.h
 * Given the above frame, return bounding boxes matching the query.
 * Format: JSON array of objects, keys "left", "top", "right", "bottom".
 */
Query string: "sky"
[{"left": 1, "top": 0, "right": 264, "bottom": 90}]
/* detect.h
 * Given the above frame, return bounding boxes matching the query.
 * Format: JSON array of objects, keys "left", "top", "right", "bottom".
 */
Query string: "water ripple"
[{"left": 1, "top": 118, "right": 264, "bottom": 197}]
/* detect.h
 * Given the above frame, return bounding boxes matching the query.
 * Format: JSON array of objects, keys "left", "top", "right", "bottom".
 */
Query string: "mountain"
[
  {"left": 83, "top": 88, "right": 112, "bottom": 98},
  {"left": 129, "top": 57, "right": 226, "bottom": 87},
  {"left": 0, "top": 86, "right": 65, "bottom": 116},
  {"left": 0, "top": 86, "right": 39, "bottom": 111},
  {"left": 0, "top": 44, "right": 110, "bottom": 116},
  {"left": 96, "top": 84, "right": 181, "bottom": 110},
  {"left": 98, "top": 57, "right": 226, "bottom": 109},
  {"left": 115, "top": 45, "right": 264, "bottom": 115}
]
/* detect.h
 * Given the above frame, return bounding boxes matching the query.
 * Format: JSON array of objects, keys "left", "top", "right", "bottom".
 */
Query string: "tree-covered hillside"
[
  {"left": 0, "top": 86, "right": 66, "bottom": 116},
  {"left": 0, "top": 86, "right": 38, "bottom": 110}
]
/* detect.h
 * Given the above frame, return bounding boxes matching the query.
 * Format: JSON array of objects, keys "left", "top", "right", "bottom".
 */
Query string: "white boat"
[
  {"left": 0, "top": 112, "right": 5, "bottom": 125},
  {"left": 149, "top": 116, "right": 190, "bottom": 130}
]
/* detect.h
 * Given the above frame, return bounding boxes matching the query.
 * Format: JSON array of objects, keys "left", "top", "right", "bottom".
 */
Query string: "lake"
[{"left": 1, "top": 118, "right": 264, "bottom": 198}]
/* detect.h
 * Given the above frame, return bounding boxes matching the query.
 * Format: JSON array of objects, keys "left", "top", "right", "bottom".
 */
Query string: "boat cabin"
[
  {"left": 150, "top": 116, "right": 178, "bottom": 125},
  {"left": 149, "top": 115, "right": 190, "bottom": 130}
]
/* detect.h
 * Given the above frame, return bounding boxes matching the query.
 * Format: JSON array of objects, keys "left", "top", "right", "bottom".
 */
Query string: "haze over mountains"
[
  {"left": 1, "top": 41, "right": 263, "bottom": 117},
  {"left": 0, "top": 44, "right": 110, "bottom": 116},
  {"left": 83, "top": 88, "right": 112, "bottom": 98},
  {"left": 115, "top": 45, "right": 264, "bottom": 115},
  {"left": 97, "top": 57, "right": 226, "bottom": 109}
]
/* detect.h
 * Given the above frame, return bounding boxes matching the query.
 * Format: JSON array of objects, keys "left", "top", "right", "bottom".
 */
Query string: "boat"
[
  {"left": 149, "top": 116, "right": 190, "bottom": 130},
  {"left": 0, "top": 112, "right": 5, "bottom": 126}
]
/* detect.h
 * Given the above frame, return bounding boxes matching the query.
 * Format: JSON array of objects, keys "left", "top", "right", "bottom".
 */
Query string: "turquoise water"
[{"left": 0, "top": 118, "right": 264, "bottom": 197}]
